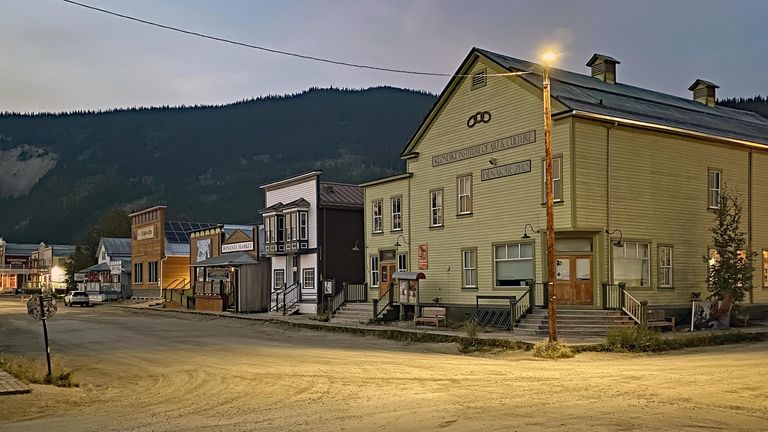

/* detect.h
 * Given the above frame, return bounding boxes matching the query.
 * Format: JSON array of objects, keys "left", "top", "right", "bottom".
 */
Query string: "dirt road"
[{"left": 0, "top": 297, "right": 766, "bottom": 431}]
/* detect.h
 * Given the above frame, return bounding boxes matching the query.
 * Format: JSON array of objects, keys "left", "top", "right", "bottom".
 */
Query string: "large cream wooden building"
[{"left": 362, "top": 48, "right": 768, "bottom": 321}]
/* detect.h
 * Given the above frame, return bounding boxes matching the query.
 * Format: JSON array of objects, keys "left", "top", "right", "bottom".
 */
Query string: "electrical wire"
[{"left": 59, "top": 0, "right": 530, "bottom": 78}]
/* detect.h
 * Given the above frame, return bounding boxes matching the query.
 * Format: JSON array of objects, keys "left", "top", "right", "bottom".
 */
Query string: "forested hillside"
[{"left": 0, "top": 87, "right": 435, "bottom": 243}]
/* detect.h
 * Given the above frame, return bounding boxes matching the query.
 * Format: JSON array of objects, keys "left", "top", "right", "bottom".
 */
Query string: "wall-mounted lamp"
[
  {"left": 605, "top": 228, "right": 624, "bottom": 247},
  {"left": 352, "top": 240, "right": 362, "bottom": 252},
  {"left": 394, "top": 234, "right": 410, "bottom": 248},
  {"left": 489, "top": 157, "right": 498, "bottom": 166},
  {"left": 521, "top": 223, "right": 539, "bottom": 239}
]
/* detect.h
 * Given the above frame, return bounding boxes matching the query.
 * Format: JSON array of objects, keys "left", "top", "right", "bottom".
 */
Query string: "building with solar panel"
[{"left": 129, "top": 206, "right": 218, "bottom": 298}]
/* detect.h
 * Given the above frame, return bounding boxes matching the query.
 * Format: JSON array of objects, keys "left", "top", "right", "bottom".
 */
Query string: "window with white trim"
[
  {"left": 494, "top": 243, "right": 533, "bottom": 286},
  {"left": 430, "top": 190, "right": 443, "bottom": 227},
  {"left": 391, "top": 196, "right": 402, "bottom": 231},
  {"left": 457, "top": 175, "right": 472, "bottom": 215},
  {"left": 708, "top": 169, "right": 721, "bottom": 209},
  {"left": 658, "top": 246, "right": 673, "bottom": 288},
  {"left": 370, "top": 256, "right": 379, "bottom": 287},
  {"left": 462, "top": 249, "right": 477, "bottom": 288},
  {"left": 264, "top": 216, "right": 272, "bottom": 243},
  {"left": 372, "top": 200, "right": 383, "bottom": 233},
  {"left": 302, "top": 268, "right": 314, "bottom": 291},
  {"left": 397, "top": 253, "right": 407, "bottom": 272},
  {"left": 274, "top": 269, "right": 285, "bottom": 289},
  {"left": 613, "top": 242, "right": 650, "bottom": 287},
  {"left": 299, "top": 211, "right": 308, "bottom": 240},
  {"left": 148, "top": 261, "right": 159, "bottom": 284}
]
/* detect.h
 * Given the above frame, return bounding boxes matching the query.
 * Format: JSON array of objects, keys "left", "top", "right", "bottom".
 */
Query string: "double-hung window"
[
  {"left": 494, "top": 243, "right": 533, "bottom": 286},
  {"left": 133, "top": 263, "right": 143, "bottom": 284},
  {"left": 708, "top": 169, "right": 721, "bottom": 209},
  {"left": 613, "top": 242, "right": 650, "bottom": 287},
  {"left": 462, "top": 249, "right": 477, "bottom": 288},
  {"left": 148, "top": 261, "right": 159, "bottom": 284},
  {"left": 274, "top": 269, "right": 285, "bottom": 289},
  {"left": 370, "top": 256, "right": 379, "bottom": 287},
  {"left": 372, "top": 200, "right": 383, "bottom": 233},
  {"left": 430, "top": 190, "right": 443, "bottom": 227},
  {"left": 397, "top": 253, "right": 407, "bottom": 272},
  {"left": 302, "top": 268, "right": 314, "bottom": 290},
  {"left": 299, "top": 211, "right": 308, "bottom": 240},
  {"left": 391, "top": 197, "right": 402, "bottom": 231},
  {"left": 542, "top": 156, "right": 563, "bottom": 203},
  {"left": 457, "top": 175, "right": 472, "bottom": 215},
  {"left": 658, "top": 246, "right": 673, "bottom": 288}
]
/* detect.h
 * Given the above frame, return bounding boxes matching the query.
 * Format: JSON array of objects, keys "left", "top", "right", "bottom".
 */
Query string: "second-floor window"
[
  {"left": 708, "top": 169, "right": 721, "bottom": 209},
  {"left": 391, "top": 197, "right": 402, "bottom": 231},
  {"left": 299, "top": 211, "right": 308, "bottom": 240},
  {"left": 264, "top": 216, "right": 272, "bottom": 243},
  {"left": 430, "top": 190, "right": 443, "bottom": 227},
  {"left": 543, "top": 156, "right": 563, "bottom": 203},
  {"left": 457, "top": 175, "right": 472, "bottom": 215},
  {"left": 372, "top": 200, "right": 383, "bottom": 233},
  {"left": 290, "top": 212, "right": 298, "bottom": 241}
]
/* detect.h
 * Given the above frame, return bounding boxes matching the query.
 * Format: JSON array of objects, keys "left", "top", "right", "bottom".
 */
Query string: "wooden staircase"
[{"left": 515, "top": 308, "right": 635, "bottom": 338}]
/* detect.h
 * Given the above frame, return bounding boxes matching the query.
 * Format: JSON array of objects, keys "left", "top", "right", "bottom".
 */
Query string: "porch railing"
[
  {"left": 531, "top": 281, "right": 549, "bottom": 308},
  {"left": 372, "top": 283, "right": 394, "bottom": 322},
  {"left": 281, "top": 282, "right": 300, "bottom": 315},
  {"left": 328, "top": 282, "right": 369, "bottom": 317},
  {"left": 512, "top": 288, "right": 532, "bottom": 327},
  {"left": 271, "top": 284, "right": 287, "bottom": 312},
  {"left": 622, "top": 290, "right": 648, "bottom": 327},
  {"left": 601, "top": 282, "right": 626, "bottom": 310}
]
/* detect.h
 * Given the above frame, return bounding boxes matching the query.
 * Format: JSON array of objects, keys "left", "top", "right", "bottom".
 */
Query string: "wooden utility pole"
[{"left": 542, "top": 58, "right": 558, "bottom": 342}]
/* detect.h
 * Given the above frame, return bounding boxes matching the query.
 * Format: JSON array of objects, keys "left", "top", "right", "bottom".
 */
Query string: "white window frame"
[
  {"left": 708, "top": 169, "right": 721, "bottom": 209},
  {"left": 494, "top": 243, "right": 534, "bottom": 287},
  {"left": 457, "top": 175, "right": 472, "bottom": 215},
  {"left": 462, "top": 249, "right": 477, "bottom": 289},
  {"left": 302, "top": 268, "right": 315, "bottom": 291},
  {"left": 264, "top": 216, "right": 272, "bottom": 243},
  {"left": 299, "top": 211, "right": 308, "bottom": 241},
  {"left": 553, "top": 157, "right": 563, "bottom": 202},
  {"left": 613, "top": 242, "right": 651, "bottom": 287},
  {"left": 370, "top": 256, "right": 380, "bottom": 287},
  {"left": 658, "top": 246, "right": 673, "bottom": 288},
  {"left": 274, "top": 269, "right": 285, "bottom": 289},
  {"left": 391, "top": 196, "right": 402, "bottom": 231},
  {"left": 397, "top": 253, "right": 407, "bottom": 272},
  {"left": 430, "top": 189, "right": 443, "bottom": 227},
  {"left": 372, "top": 200, "right": 383, "bottom": 233}
]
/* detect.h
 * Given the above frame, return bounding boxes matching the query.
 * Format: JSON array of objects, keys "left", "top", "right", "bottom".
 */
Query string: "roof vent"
[
  {"left": 325, "top": 185, "right": 335, "bottom": 193},
  {"left": 688, "top": 79, "right": 719, "bottom": 107},
  {"left": 586, "top": 53, "right": 620, "bottom": 84}
]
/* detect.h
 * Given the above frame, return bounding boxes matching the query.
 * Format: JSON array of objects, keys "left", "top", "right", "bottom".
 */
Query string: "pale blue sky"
[{"left": 1, "top": 0, "right": 766, "bottom": 112}]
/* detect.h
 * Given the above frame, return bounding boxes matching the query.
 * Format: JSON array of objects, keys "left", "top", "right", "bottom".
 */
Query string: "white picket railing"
[{"left": 622, "top": 290, "right": 647, "bottom": 326}]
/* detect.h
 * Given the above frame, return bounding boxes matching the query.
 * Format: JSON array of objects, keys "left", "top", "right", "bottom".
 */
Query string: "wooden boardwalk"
[{"left": 0, "top": 371, "right": 31, "bottom": 395}]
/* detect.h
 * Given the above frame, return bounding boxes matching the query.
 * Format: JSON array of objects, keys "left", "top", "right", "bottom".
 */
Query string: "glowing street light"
[{"left": 541, "top": 50, "right": 558, "bottom": 342}]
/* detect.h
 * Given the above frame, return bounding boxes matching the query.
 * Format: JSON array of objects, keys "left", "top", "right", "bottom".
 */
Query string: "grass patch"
[
  {"left": 532, "top": 339, "right": 575, "bottom": 359},
  {"left": 309, "top": 313, "right": 330, "bottom": 322},
  {"left": 605, "top": 326, "right": 666, "bottom": 352},
  {"left": 573, "top": 326, "right": 768, "bottom": 353},
  {"left": 0, "top": 355, "right": 78, "bottom": 387}
]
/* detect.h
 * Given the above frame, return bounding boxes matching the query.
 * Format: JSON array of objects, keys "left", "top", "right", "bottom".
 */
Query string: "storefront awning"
[
  {"left": 392, "top": 271, "right": 426, "bottom": 280},
  {"left": 193, "top": 252, "right": 259, "bottom": 268}
]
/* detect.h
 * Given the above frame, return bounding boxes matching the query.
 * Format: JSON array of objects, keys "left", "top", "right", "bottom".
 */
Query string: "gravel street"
[{"left": 0, "top": 297, "right": 766, "bottom": 432}]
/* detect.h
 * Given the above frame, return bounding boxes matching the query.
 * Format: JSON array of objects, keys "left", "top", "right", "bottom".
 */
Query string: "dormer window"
[{"left": 471, "top": 69, "right": 487, "bottom": 90}]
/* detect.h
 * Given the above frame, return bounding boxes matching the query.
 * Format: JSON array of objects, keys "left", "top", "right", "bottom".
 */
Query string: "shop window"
[
  {"left": 372, "top": 200, "right": 383, "bottom": 233},
  {"left": 302, "top": 268, "right": 315, "bottom": 290},
  {"left": 391, "top": 197, "right": 402, "bottom": 231},
  {"left": 274, "top": 269, "right": 285, "bottom": 289},
  {"left": 457, "top": 175, "right": 472, "bottom": 215},
  {"left": 708, "top": 169, "right": 722, "bottom": 209},
  {"left": 614, "top": 242, "right": 650, "bottom": 287},
  {"left": 430, "top": 189, "right": 443, "bottom": 227},
  {"left": 462, "top": 249, "right": 477, "bottom": 288},
  {"left": 133, "top": 263, "right": 143, "bottom": 284},
  {"left": 658, "top": 246, "right": 673, "bottom": 288},
  {"left": 148, "top": 261, "right": 159, "bottom": 284},
  {"left": 494, "top": 243, "right": 533, "bottom": 286},
  {"left": 370, "top": 256, "right": 379, "bottom": 287},
  {"left": 397, "top": 253, "right": 407, "bottom": 272},
  {"left": 299, "top": 211, "right": 308, "bottom": 240}
]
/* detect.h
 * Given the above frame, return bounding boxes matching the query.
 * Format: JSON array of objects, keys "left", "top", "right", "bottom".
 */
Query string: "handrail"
[
  {"left": 282, "top": 282, "right": 300, "bottom": 315},
  {"left": 371, "top": 283, "right": 394, "bottom": 321},
  {"left": 601, "top": 282, "right": 625, "bottom": 310},
  {"left": 270, "top": 284, "right": 287, "bottom": 311},
  {"left": 622, "top": 290, "right": 648, "bottom": 327},
  {"left": 511, "top": 288, "right": 532, "bottom": 327}
]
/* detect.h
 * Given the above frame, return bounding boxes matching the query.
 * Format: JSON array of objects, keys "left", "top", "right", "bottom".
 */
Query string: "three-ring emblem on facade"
[{"left": 467, "top": 111, "right": 491, "bottom": 128}]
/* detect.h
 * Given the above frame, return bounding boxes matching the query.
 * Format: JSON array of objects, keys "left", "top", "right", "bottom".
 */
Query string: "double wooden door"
[
  {"left": 555, "top": 255, "right": 593, "bottom": 305},
  {"left": 379, "top": 262, "right": 396, "bottom": 297}
]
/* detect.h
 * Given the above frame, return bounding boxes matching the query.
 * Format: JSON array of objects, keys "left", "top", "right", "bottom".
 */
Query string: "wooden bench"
[
  {"left": 646, "top": 309, "right": 675, "bottom": 331},
  {"left": 414, "top": 306, "right": 447, "bottom": 328}
]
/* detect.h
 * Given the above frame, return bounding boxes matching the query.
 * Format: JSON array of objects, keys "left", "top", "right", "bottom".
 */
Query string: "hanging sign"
[{"left": 481, "top": 160, "right": 532, "bottom": 181}]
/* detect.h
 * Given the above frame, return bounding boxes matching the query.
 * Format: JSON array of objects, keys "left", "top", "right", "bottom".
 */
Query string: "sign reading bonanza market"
[
  {"left": 431, "top": 130, "right": 536, "bottom": 167},
  {"left": 481, "top": 160, "right": 532, "bottom": 181},
  {"left": 221, "top": 242, "right": 254, "bottom": 253}
]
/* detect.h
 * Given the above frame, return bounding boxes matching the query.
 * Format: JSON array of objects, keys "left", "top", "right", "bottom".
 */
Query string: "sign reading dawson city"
[
  {"left": 481, "top": 160, "right": 532, "bottom": 181},
  {"left": 221, "top": 242, "right": 254, "bottom": 253},
  {"left": 431, "top": 130, "right": 536, "bottom": 167},
  {"left": 135, "top": 226, "right": 155, "bottom": 241}
]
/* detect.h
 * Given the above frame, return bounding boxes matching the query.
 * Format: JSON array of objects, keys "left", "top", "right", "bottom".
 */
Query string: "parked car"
[{"left": 64, "top": 291, "right": 90, "bottom": 307}]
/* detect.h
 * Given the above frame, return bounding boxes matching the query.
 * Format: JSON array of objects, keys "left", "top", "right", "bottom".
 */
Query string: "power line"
[{"left": 59, "top": 0, "right": 529, "bottom": 78}]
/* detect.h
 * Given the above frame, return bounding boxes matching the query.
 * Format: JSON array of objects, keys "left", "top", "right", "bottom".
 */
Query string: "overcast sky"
[{"left": 1, "top": 0, "right": 766, "bottom": 112}]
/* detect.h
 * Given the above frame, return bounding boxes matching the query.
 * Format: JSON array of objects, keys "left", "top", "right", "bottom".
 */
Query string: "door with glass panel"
[{"left": 555, "top": 256, "right": 593, "bottom": 305}]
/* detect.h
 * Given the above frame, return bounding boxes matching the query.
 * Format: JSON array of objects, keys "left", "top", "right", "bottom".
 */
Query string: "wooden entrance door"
[
  {"left": 555, "top": 256, "right": 593, "bottom": 305},
  {"left": 379, "top": 262, "right": 396, "bottom": 297}
]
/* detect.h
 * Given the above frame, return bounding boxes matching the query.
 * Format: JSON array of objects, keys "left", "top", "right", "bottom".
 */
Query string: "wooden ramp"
[{"left": 0, "top": 371, "right": 31, "bottom": 395}]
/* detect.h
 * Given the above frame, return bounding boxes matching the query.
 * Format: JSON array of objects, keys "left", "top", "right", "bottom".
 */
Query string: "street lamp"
[
  {"left": 605, "top": 228, "right": 624, "bottom": 247},
  {"left": 542, "top": 50, "right": 559, "bottom": 342},
  {"left": 351, "top": 240, "right": 362, "bottom": 252},
  {"left": 394, "top": 234, "right": 409, "bottom": 248},
  {"left": 521, "top": 224, "right": 539, "bottom": 239}
]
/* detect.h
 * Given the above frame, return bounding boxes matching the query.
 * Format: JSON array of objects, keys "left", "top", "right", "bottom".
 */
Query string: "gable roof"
[
  {"left": 402, "top": 47, "right": 768, "bottom": 156},
  {"left": 98, "top": 238, "right": 131, "bottom": 258},
  {"left": 319, "top": 182, "right": 363, "bottom": 209}
]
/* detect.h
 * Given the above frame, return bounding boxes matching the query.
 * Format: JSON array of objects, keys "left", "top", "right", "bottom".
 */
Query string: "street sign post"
[{"left": 26, "top": 295, "right": 56, "bottom": 378}]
